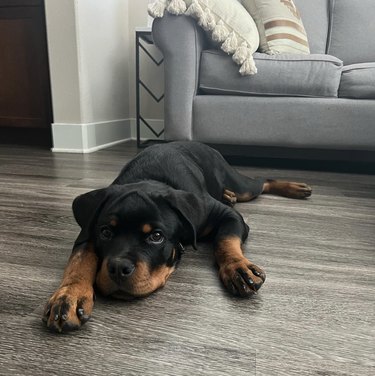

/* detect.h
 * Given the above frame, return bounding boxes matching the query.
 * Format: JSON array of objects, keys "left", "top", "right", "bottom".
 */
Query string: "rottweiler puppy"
[{"left": 43, "top": 142, "right": 311, "bottom": 332}]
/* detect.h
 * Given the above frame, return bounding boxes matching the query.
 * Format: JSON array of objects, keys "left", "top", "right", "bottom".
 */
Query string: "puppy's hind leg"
[
  {"left": 221, "top": 170, "right": 265, "bottom": 206},
  {"left": 262, "top": 179, "right": 312, "bottom": 199}
]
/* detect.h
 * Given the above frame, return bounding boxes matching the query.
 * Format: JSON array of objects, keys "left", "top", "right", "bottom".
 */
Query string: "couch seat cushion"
[
  {"left": 339, "top": 63, "right": 375, "bottom": 99},
  {"left": 199, "top": 50, "right": 343, "bottom": 97}
]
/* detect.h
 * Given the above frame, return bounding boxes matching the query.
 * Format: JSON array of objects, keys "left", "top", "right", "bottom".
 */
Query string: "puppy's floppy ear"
[
  {"left": 72, "top": 187, "right": 109, "bottom": 247},
  {"left": 160, "top": 189, "right": 208, "bottom": 249}
]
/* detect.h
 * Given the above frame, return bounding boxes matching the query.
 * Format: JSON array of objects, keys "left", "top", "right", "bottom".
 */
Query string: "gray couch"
[{"left": 152, "top": 0, "right": 375, "bottom": 161}]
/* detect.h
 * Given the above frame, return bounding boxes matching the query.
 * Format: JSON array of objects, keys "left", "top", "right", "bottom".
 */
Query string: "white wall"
[
  {"left": 74, "top": 0, "right": 130, "bottom": 123},
  {"left": 46, "top": 0, "right": 159, "bottom": 152},
  {"left": 45, "top": 0, "right": 81, "bottom": 123}
]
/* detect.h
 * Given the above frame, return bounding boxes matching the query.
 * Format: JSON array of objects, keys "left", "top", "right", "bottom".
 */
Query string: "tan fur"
[
  {"left": 215, "top": 236, "right": 265, "bottom": 295},
  {"left": 109, "top": 218, "right": 118, "bottom": 227},
  {"left": 44, "top": 243, "right": 97, "bottom": 330},
  {"left": 215, "top": 236, "right": 244, "bottom": 266},
  {"left": 262, "top": 180, "right": 312, "bottom": 199},
  {"left": 141, "top": 224, "right": 153, "bottom": 234},
  {"left": 96, "top": 258, "right": 175, "bottom": 298},
  {"left": 95, "top": 258, "right": 118, "bottom": 296},
  {"left": 61, "top": 243, "right": 98, "bottom": 286}
]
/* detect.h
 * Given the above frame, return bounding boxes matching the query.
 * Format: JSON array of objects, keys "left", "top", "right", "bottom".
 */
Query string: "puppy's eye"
[
  {"left": 100, "top": 226, "right": 113, "bottom": 241},
  {"left": 146, "top": 231, "right": 165, "bottom": 244}
]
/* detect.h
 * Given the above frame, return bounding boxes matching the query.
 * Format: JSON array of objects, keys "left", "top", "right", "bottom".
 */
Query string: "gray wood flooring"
[{"left": 0, "top": 141, "right": 374, "bottom": 376}]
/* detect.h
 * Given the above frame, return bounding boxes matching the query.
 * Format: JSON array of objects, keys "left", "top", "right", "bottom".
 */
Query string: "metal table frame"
[{"left": 136, "top": 28, "right": 164, "bottom": 148}]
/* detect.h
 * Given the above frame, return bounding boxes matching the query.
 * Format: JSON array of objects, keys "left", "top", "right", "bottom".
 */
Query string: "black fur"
[
  {"left": 65, "top": 141, "right": 270, "bottom": 305},
  {"left": 73, "top": 142, "right": 264, "bottom": 268}
]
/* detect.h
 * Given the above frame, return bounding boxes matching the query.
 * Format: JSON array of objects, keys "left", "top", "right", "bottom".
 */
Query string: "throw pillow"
[
  {"left": 241, "top": 0, "right": 310, "bottom": 54},
  {"left": 148, "top": 0, "right": 260, "bottom": 75}
]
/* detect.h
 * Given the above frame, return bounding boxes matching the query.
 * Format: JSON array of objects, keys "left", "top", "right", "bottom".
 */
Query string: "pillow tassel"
[
  {"left": 232, "top": 41, "right": 249, "bottom": 64},
  {"left": 186, "top": 0, "right": 204, "bottom": 18},
  {"left": 221, "top": 31, "right": 238, "bottom": 54},
  {"left": 167, "top": 0, "right": 187, "bottom": 15},
  {"left": 198, "top": 8, "right": 216, "bottom": 31},
  {"left": 212, "top": 20, "right": 229, "bottom": 42},
  {"left": 239, "top": 56, "right": 257, "bottom": 76},
  {"left": 147, "top": 0, "right": 168, "bottom": 18}
]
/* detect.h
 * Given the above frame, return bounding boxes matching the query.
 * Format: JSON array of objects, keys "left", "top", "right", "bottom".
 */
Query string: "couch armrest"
[{"left": 152, "top": 13, "right": 208, "bottom": 140}]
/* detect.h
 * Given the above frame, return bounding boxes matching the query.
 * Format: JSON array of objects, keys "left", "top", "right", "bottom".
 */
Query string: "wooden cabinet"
[{"left": 0, "top": 0, "right": 53, "bottom": 146}]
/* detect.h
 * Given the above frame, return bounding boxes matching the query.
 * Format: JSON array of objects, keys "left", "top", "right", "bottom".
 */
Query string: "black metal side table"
[{"left": 136, "top": 27, "right": 165, "bottom": 148}]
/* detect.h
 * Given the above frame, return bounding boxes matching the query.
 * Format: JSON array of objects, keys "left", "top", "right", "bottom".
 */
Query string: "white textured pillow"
[
  {"left": 241, "top": 0, "right": 310, "bottom": 54},
  {"left": 148, "top": 0, "right": 260, "bottom": 75}
]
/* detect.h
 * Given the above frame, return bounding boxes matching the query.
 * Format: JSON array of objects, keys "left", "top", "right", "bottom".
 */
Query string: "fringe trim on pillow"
[
  {"left": 186, "top": 0, "right": 204, "bottom": 18},
  {"left": 149, "top": 0, "right": 258, "bottom": 76},
  {"left": 198, "top": 8, "right": 216, "bottom": 31},
  {"left": 267, "top": 50, "right": 278, "bottom": 55},
  {"left": 221, "top": 32, "right": 238, "bottom": 54},
  {"left": 167, "top": 0, "right": 187, "bottom": 15},
  {"left": 148, "top": 0, "right": 168, "bottom": 18},
  {"left": 212, "top": 20, "right": 229, "bottom": 42},
  {"left": 232, "top": 42, "right": 250, "bottom": 65},
  {"left": 239, "top": 56, "right": 257, "bottom": 75}
]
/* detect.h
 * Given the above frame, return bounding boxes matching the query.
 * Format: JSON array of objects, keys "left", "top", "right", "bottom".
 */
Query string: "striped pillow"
[{"left": 241, "top": 0, "right": 310, "bottom": 55}]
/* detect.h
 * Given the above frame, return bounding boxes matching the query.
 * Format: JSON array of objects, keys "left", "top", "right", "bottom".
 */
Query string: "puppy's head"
[{"left": 72, "top": 182, "right": 202, "bottom": 299}]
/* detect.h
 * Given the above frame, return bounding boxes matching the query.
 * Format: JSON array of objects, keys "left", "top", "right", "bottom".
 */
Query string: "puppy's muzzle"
[{"left": 107, "top": 257, "right": 135, "bottom": 283}]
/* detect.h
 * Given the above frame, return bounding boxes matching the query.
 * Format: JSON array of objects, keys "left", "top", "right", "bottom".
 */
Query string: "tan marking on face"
[
  {"left": 109, "top": 218, "right": 118, "bottom": 227},
  {"left": 96, "top": 258, "right": 118, "bottom": 296},
  {"left": 151, "top": 263, "right": 175, "bottom": 288},
  {"left": 141, "top": 224, "right": 153, "bottom": 234},
  {"left": 96, "top": 258, "right": 175, "bottom": 299},
  {"left": 125, "top": 261, "right": 175, "bottom": 297}
]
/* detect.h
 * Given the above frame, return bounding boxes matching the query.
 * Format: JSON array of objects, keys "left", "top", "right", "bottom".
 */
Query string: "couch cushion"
[
  {"left": 293, "top": 0, "right": 330, "bottom": 54},
  {"left": 339, "top": 63, "right": 375, "bottom": 99},
  {"left": 199, "top": 50, "right": 343, "bottom": 97},
  {"left": 241, "top": 0, "right": 310, "bottom": 54},
  {"left": 327, "top": 0, "right": 375, "bottom": 65}
]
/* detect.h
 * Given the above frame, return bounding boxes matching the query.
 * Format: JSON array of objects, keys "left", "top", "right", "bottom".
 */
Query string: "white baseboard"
[{"left": 51, "top": 119, "right": 132, "bottom": 153}]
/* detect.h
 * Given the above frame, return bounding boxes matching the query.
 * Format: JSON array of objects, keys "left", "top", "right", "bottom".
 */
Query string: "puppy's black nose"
[{"left": 107, "top": 258, "right": 135, "bottom": 281}]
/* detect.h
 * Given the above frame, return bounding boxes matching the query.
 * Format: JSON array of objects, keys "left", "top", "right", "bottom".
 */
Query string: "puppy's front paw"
[
  {"left": 219, "top": 258, "right": 266, "bottom": 297},
  {"left": 42, "top": 283, "right": 94, "bottom": 333}
]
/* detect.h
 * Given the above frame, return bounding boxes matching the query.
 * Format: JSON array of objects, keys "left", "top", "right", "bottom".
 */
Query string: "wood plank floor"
[{"left": 0, "top": 141, "right": 374, "bottom": 376}]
